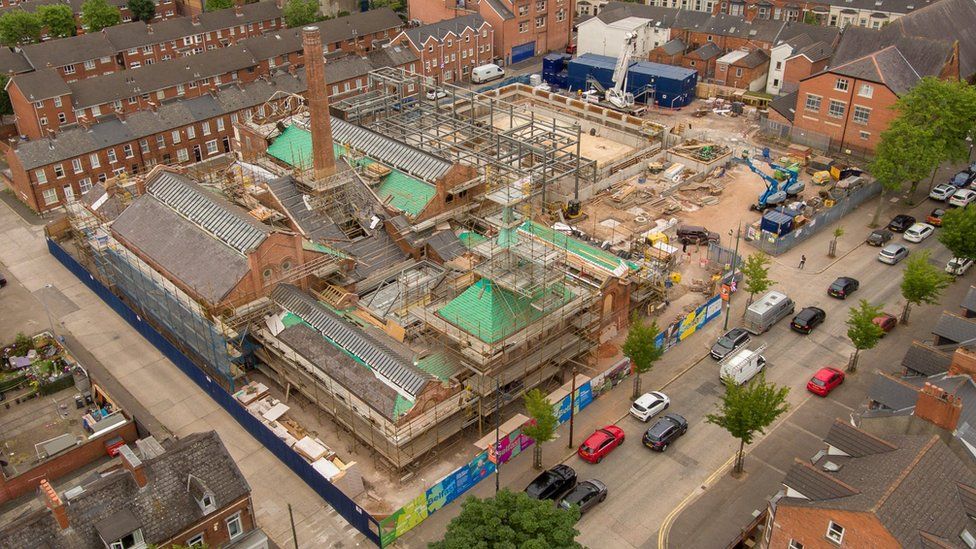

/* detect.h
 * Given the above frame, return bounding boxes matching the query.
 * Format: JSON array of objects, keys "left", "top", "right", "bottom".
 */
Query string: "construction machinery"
[
  {"left": 737, "top": 151, "right": 804, "bottom": 211},
  {"left": 606, "top": 32, "right": 637, "bottom": 109}
]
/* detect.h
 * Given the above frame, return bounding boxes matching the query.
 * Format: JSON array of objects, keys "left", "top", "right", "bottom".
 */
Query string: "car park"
[
  {"left": 930, "top": 183, "right": 958, "bottom": 201},
  {"left": 525, "top": 465, "right": 577, "bottom": 500},
  {"left": 926, "top": 208, "right": 946, "bottom": 226},
  {"left": 903, "top": 223, "right": 935, "bottom": 243},
  {"left": 630, "top": 392, "right": 670, "bottom": 422},
  {"left": 425, "top": 89, "right": 447, "bottom": 100},
  {"left": 642, "top": 414, "right": 688, "bottom": 452},
  {"left": 947, "top": 257, "right": 975, "bottom": 277},
  {"left": 866, "top": 229, "right": 893, "bottom": 246},
  {"left": 807, "top": 367, "right": 845, "bottom": 396},
  {"left": 578, "top": 425, "right": 625, "bottom": 463},
  {"left": 949, "top": 170, "right": 976, "bottom": 187},
  {"left": 828, "top": 277, "right": 859, "bottom": 299},
  {"left": 878, "top": 244, "right": 909, "bottom": 265},
  {"left": 886, "top": 215, "right": 916, "bottom": 232},
  {"left": 791, "top": 307, "right": 826, "bottom": 334},
  {"left": 872, "top": 313, "right": 897, "bottom": 336},
  {"left": 949, "top": 188, "right": 976, "bottom": 207},
  {"left": 557, "top": 480, "right": 607, "bottom": 516},
  {"left": 710, "top": 328, "right": 750, "bottom": 360}
]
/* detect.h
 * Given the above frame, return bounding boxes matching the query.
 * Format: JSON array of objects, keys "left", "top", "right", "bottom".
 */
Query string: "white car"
[
  {"left": 930, "top": 183, "right": 957, "bottom": 201},
  {"left": 949, "top": 188, "right": 976, "bottom": 207},
  {"left": 947, "top": 257, "right": 975, "bottom": 276},
  {"left": 425, "top": 89, "right": 447, "bottom": 100},
  {"left": 630, "top": 391, "right": 670, "bottom": 422},
  {"left": 902, "top": 223, "right": 935, "bottom": 243}
]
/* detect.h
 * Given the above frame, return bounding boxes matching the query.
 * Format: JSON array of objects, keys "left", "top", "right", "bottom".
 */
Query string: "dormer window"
[
  {"left": 188, "top": 474, "right": 217, "bottom": 515},
  {"left": 108, "top": 529, "right": 145, "bottom": 549},
  {"left": 96, "top": 509, "right": 146, "bottom": 549},
  {"left": 202, "top": 494, "right": 214, "bottom": 509}
]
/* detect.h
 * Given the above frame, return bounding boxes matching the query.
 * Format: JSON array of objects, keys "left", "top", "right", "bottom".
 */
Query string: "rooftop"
[{"left": 400, "top": 13, "right": 487, "bottom": 48}]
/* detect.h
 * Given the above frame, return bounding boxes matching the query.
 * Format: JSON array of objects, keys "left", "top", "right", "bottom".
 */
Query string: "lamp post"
[
  {"left": 494, "top": 376, "right": 501, "bottom": 494},
  {"left": 723, "top": 223, "right": 741, "bottom": 331},
  {"left": 39, "top": 283, "right": 56, "bottom": 336},
  {"left": 567, "top": 364, "right": 577, "bottom": 449}
]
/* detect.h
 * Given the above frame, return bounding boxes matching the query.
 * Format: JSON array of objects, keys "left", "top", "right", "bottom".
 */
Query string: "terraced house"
[{"left": 392, "top": 14, "right": 495, "bottom": 83}]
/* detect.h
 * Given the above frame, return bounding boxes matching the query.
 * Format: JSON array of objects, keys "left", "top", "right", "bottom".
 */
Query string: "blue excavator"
[{"left": 736, "top": 149, "right": 805, "bottom": 211}]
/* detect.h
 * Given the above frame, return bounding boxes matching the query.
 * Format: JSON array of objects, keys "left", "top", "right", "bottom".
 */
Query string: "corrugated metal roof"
[
  {"left": 147, "top": 172, "right": 266, "bottom": 255},
  {"left": 271, "top": 284, "right": 431, "bottom": 397},
  {"left": 332, "top": 117, "right": 452, "bottom": 182}
]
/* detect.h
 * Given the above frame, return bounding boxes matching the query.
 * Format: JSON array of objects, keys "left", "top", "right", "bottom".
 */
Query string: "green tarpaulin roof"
[{"left": 518, "top": 220, "right": 639, "bottom": 274}]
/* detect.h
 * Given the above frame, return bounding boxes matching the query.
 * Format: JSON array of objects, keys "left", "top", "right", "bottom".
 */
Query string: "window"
[
  {"left": 518, "top": 3, "right": 528, "bottom": 15},
  {"left": 177, "top": 84, "right": 185, "bottom": 96},
  {"left": 106, "top": 149, "right": 118, "bottom": 163},
  {"left": 202, "top": 121, "right": 211, "bottom": 135},
  {"left": 858, "top": 83, "right": 873, "bottom": 98},
  {"left": 788, "top": 540, "right": 803, "bottom": 549},
  {"left": 962, "top": 530, "right": 976, "bottom": 549},
  {"left": 108, "top": 528, "right": 145, "bottom": 549},
  {"left": 557, "top": 8, "right": 565, "bottom": 21},
  {"left": 34, "top": 101, "right": 43, "bottom": 109},
  {"left": 57, "top": 112, "right": 66, "bottom": 124},
  {"left": 826, "top": 521, "right": 844, "bottom": 544},
  {"left": 536, "top": 0, "right": 546, "bottom": 9},
  {"left": 262, "top": 268, "right": 273, "bottom": 280},
  {"left": 775, "top": 61, "right": 782, "bottom": 70},
  {"left": 536, "top": 15, "right": 546, "bottom": 28},
  {"left": 519, "top": 21, "right": 529, "bottom": 32},
  {"left": 90, "top": 153, "right": 100, "bottom": 168},
  {"left": 63, "top": 64, "right": 75, "bottom": 74},
  {"left": 72, "top": 158, "right": 83, "bottom": 173},
  {"left": 130, "top": 61, "right": 141, "bottom": 69},
  {"left": 42, "top": 188, "right": 57, "bottom": 205},
  {"left": 805, "top": 94, "right": 821, "bottom": 112},
  {"left": 156, "top": 134, "right": 166, "bottom": 148},
  {"left": 186, "top": 533, "right": 205, "bottom": 547},
  {"left": 84, "top": 59, "right": 95, "bottom": 70},
  {"left": 177, "top": 148, "right": 189, "bottom": 162},
  {"left": 54, "top": 164, "right": 64, "bottom": 178},
  {"left": 206, "top": 140, "right": 218, "bottom": 154},
  {"left": 53, "top": 96, "right": 62, "bottom": 108},
  {"left": 172, "top": 130, "right": 181, "bottom": 144},
  {"left": 735, "top": 67, "right": 743, "bottom": 77},
  {"left": 859, "top": 130, "right": 870, "bottom": 140},
  {"left": 827, "top": 99, "right": 846, "bottom": 118},
  {"left": 226, "top": 512, "right": 244, "bottom": 540},
  {"left": 40, "top": 117, "right": 47, "bottom": 126},
  {"left": 332, "top": 85, "right": 339, "bottom": 94},
  {"left": 35, "top": 169, "right": 47, "bottom": 184},
  {"left": 834, "top": 78, "right": 849, "bottom": 91},
  {"left": 123, "top": 144, "right": 134, "bottom": 158},
  {"left": 281, "top": 259, "right": 292, "bottom": 271},
  {"left": 853, "top": 105, "right": 871, "bottom": 124},
  {"left": 79, "top": 178, "right": 92, "bottom": 194}
]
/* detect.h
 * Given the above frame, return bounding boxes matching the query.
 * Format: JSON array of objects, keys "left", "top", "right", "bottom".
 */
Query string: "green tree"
[
  {"left": 81, "top": 0, "right": 121, "bottom": 32},
  {"left": 828, "top": 226, "right": 844, "bottom": 258},
  {"left": 868, "top": 118, "right": 936, "bottom": 226},
  {"left": 283, "top": 0, "right": 320, "bottom": 26},
  {"left": 622, "top": 316, "right": 663, "bottom": 399},
  {"left": 430, "top": 489, "right": 581, "bottom": 549},
  {"left": 205, "top": 0, "right": 234, "bottom": 10},
  {"left": 36, "top": 4, "right": 75, "bottom": 38},
  {"left": 938, "top": 206, "right": 976, "bottom": 261},
  {"left": 127, "top": 0, "right": 156, "bottom": 21},
  {"left": 900, "top": 250, "right": 951, "bottom": 324},
  {"left": 845, "top": 300, "right": 884, "bottom": 373},
  {"left": 706, "top": 373, "right": 789, "bottom": 475},
  {"left": 521, "top": 388, "right": 557, "bottom": 470},
  {"left": 741, "top": 251, "right": 772, "bottom": 305},
  {"left": 0, "top": 74, "right": 13, "bottom": 117},
  {"left": 0, "top": 11, "right": 41, "bottom": 47},
  {"left": 370, "top": 0, "right": 405, "bottom": 13}
]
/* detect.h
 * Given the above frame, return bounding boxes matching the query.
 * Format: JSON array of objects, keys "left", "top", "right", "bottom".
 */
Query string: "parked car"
[
  {"left": 630, "top": 391, "right": 670, "bottom": 422},
  {"left": 866, "top": 229, "right": 893, "bottom": 247},
  {"left": 926, "top": 208, "right": 946, "bottom": 226},
  {"left": 872, "top": 313, "right": 897, "bottom": 336},
  {"left": 949, "top": 170, "right": 976, "bottom": 187},
  {"left": 525, "top": 465, "right": 577, "bottom": 500},
  {"left": 557, "top": 479, "right": 606, "bottom": 516},
  {"left": 947, "top": 257, "right": 975, "bottom": 277},
  {"left": 578, "top": 425, "right": 625, "bottom": 463},
  {"left": 807, "top": 367, "right": 845, "bottom": 396},
  {"left": 425, "top": 89, "right": 447, "bottom": 100},
  {"left": 903, "top": 223, "right": 935, "bottom": 243},
  {"left": 791, "top": 307, "right": 826, "bottom": 334},
  {"left": 931, "top": 183, "right": 958, "bottom": 201},
  {"left": 828, "top": 277, "right": 859, "bottom": 299},
  {"left": 642, "top": 413, "right": 688, "bottom": 452},
  {"left": 710, "top": 328, "right": 751, "bottom": 360},
  {"left": 676, "top": 225, "right": 720, "bottom": 245},
  {"left": 886, "top": 214, "right": 916, "bottom": 232},
  {"left": 878, "top": 244, "right": 909, "bottom": 265},
  {"left": 950, "top": 188, "right": 976, "bottom": 207}
]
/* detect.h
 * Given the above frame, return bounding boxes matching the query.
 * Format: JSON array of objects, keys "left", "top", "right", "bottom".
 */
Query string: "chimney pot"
[
  {"left": 146, "top": 24, "right": 153, "bottom": 34},
  {"left": 235, "top": 3, "right": 243, "bottom": 16},
  {"left": 40, "top": 480, "right": 69, "bottom": 530},
  {"left": 119, "top": 445, "right": 148, "bottom": 488},
  {"left": 192, "top": 15, "right": 200, "bottom": 25},
  {"left": 915, "top": 383, "right": 963, "bottom": 432}
]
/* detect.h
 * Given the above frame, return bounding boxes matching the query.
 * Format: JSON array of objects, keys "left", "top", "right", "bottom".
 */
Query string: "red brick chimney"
[
  {"left": 39, "top": 480, "right": 69, "bottom": 529},
  {"left": 235, "top": 3, "right": 242, "bottom": 16},
  {"left": 301, "top": 26, "right": 336, "bottom": 179},
  {"left": 915, "top": 382, "right": 963, "bottom": 432},
  {"left": 949, "top": 347, "right": 976, "bottom": 381},
  {"left": 191, "top": 14, "right": 200, "bottom": 26},
  {"left": 119, "top": 445, "right": 148, "bottom": 488}
]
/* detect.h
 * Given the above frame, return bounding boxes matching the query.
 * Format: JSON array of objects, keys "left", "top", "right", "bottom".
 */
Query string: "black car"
[
  {"left": 525, "top": 464, "right": 577, "bottom": 500},
  {"left": 828, "top": 277, "right": 859, "bottom": 299},
  {"left": 676, "top": 225, "right": 720, "bottom": 245},
  {"left": 866, "top": 229, "right": 893, "bottom": 247},
  {"left": 642, "top": 413, "right": 688, "bottom": 452},
  {"left": 887, "top": 214, "right": 916, "bottom": 233},
  {"left": 557, "top": 479, "right": 608, "bottom": 516},
  {"left": 710, "top": 328, "right": 750, "bottom": 360},
  {"left": 949, "top": 170, "right": 976, "bottom": 188},
  {"left": 791, "top": 307, "right": 826, "bottom": 334}
]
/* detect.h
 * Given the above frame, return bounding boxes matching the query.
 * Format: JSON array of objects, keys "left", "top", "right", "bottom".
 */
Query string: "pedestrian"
[{"left": 798, "top": 255, "right": 806, "bottom": 269}]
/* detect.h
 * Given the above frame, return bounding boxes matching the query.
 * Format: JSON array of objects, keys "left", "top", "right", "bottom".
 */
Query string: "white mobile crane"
[{"left": 606, "top": 32, "right": 637, "bottom": 109}]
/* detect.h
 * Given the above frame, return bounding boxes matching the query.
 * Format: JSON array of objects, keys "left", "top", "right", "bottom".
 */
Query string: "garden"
[{"left": 0, "top": 332, "right": 76, "bottom": 397}]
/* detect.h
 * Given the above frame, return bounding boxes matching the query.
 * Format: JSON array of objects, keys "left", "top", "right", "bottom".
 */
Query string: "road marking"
[{"left": 657, "top": 454, "right": 735, "bottom": 549}]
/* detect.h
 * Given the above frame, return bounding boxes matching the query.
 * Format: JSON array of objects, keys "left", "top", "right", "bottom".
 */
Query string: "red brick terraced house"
[
  {"left": 392, "top": 14, "right": 495, "bottom": 83},
  {"left": 0, "top": 0, "right": 179, "bottom": 33}
]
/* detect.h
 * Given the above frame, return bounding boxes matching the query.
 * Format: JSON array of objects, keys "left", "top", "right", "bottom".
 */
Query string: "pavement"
[{"left": 0, "top": 202, "right": 365, "bottom": 546}]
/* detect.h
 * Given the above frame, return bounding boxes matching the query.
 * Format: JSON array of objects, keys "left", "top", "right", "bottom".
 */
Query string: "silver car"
[{"left": 878, "top": 243, "right": 909, "bottom": 265}]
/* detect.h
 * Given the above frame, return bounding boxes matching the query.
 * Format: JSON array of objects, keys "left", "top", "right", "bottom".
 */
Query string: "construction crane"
[
  {"left": 736, "top": 151, "right": 804, "bottom": 211},
  {"left": 606, "top": 32, "right": 637, "bottom": 109}
]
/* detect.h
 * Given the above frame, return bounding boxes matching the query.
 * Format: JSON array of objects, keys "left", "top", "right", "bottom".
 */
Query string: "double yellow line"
[{"left": 657, "top": 453, "right": 736, "bottom": 548}]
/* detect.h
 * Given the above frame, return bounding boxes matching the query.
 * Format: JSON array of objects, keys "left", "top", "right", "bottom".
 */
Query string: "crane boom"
[{"left": 606, "top": 32, "right": 637, "bottom": 109}]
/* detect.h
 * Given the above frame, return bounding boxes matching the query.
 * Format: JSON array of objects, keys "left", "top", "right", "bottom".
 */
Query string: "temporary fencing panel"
[{"left": 511, "top": 41, "right": 536, "bottom": 64}]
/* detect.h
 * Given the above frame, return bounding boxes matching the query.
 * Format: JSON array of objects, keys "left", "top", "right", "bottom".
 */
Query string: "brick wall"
[
  {"left": 781, "top": 55, "right": 823, "bottom": 93},
  {"left": 768, "top": 505, "right": 899, "bottom": 548},
  {"left": 162, "top": 496, "right": 258, "bottom": 547},
  {"left": 408, "top": 0, "right": 473, "bottom": 24},
  {"left": 792, "top": 71, "right": 900, "bottom": 152},
  {"left": 395, "top": 24, "right": 495, "bottom": 83}
]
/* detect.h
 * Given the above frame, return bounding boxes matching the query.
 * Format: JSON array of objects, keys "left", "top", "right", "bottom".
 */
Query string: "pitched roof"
[
  {"left": 426, "top": 230, "right": 466, "bottom": 261},
  {"left": 401, "top": 14, "right": 487, "bottom": 48},
  {"left": 9, "top": 67, "right": 71, "bottom": 101},
  {"left": 878, "top": 0, "right": 976, "bottom": 78},
  {"left": 867, "top": 371, "right": 921, "bottom": 411},
  {"left": 933, "top": 312, "right": 976, "bottom": 345},
  {"left": 20, "top": 32, "right": 116, "bottom": 70},
  {"left": 265, "top": 175, "right": 346, "bottom": 241},
  {"left": 660, "top": 38, "right": 687, "bottom": 56},
  {"left": 774, "top": 21, "right": 840, "bottom": 48},
  {"left": 902, "top": 341, "right": 953, "bottom": 376},
  {"left": 593, "top": 2, "right": 681, "bottom": 25},
  {"left": 963, "top": 286, "right": 976, "bottom": 315},
  {"left": 821, "top": 0, "right": 936, "bottom": 14},
  {"left": 0, "top": 431, "right": 250, "bottom": 548},
  {"left": 735, "top": 49, "right": 770, "bottom": 68},
  {"left": 0, "top": 47, "right": 33, "bottom": 75},
  {"left": 310, "top": 7, "right": 402, "bottom": 42},
  {"left": 783, "top": 460, "right": 860, "bottom": 500},
  {"left": 688, "top": 41, "right": 720, "bottom": 60},
  {"left": 831, "top": 45, "right": 922, "bottom": 96},
  {"left": 484, "top": 0, "right": 515, "bottom": 19},
  {"left": 769, "top": 91, "right": 797, "bottom": 123},
  {"left": 825, "top": 419, "right": 898, "bottom": 457}
]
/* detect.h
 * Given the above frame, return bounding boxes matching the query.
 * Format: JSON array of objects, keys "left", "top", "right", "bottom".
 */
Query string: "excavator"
[{"left": 736, "top": 150, "right": 805, "bottom": 211}]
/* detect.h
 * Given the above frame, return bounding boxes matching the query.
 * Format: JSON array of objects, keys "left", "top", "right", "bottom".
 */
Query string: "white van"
[
  {"left": 472, "top": 64, "right": 505, "bottom": 84},
  {"left": 742, "top": 290, "right": 795, "bottom": 335},
  {"left": 719, "top": 345, "right": 767, "bottom": 386}
]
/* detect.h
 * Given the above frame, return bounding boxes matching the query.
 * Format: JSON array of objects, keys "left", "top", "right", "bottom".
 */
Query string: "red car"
[
  {"left": 872, "top": 313, "right": 898, "bottom": 336},
  {"left": 578, "top": 425, "right": 625, "bottom": 463},
  {"left": 807, "top": 367, "right": 845, "bottom": 397}
]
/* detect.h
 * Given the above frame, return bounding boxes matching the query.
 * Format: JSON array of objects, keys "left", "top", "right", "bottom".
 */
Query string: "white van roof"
[{"left": 748, "top": 291, "right": 788, "bottom": 315}]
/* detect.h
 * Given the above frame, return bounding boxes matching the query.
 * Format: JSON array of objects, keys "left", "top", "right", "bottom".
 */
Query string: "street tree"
[
  {"left": 0, "top": 11, "right": 41, "bottom": 46},
  {"left": 283, "top": 0, "right": 320, "bottom": 26},
  {"left": 900, "top": 250, "right": 951, "bottom": 324},
  {"left": 706, "top": 373, "right": 790, "bottom": 475},
  {"left": 741, "top": 251, "right": 773, "bottom": 305},
  {"left": 828, "top": 226, "right": 844, "bottom": 258},
  {"left": 205, "top": 0, "right": 234, "bottom": 10},
  {"left": 521, "top": 388, "right": 558, "bottom": 470},
  {"left": 622, "top": 316, "right": 663, "bottom": 399},
  {"left": 430, "top": 489, "right": 582, "bottom": 549},
  {"left": 127, "top": 0, "right": 156, "bottom": 21},
  {"left": 81, "top": 0, "right": 121, "bottom": 32},
  {"left": 36, "top": 4, "right": 75, "bottom": 38},
  {"left": 845, "top": 300, "right": 884, "bottom": 373},
  {"left": 868, "top": 118, "right": 936, "bottom": 225},
  {"left": 938, "top": 206, "right": 976, "bottom": 261}
]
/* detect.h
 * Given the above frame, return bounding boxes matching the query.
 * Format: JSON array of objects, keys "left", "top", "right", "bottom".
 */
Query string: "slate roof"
[
  {"left": 310, "top": 7, "right": 402, "bottom": 43},
  {"left": 880, "top": 0, "right": 976, "bottom": 79},
  {"left": 769, "top": 91, "right": 797, "bottom": 122},
  {"left": 867, "top": 371, "right": 923, "bottom": 412},
  {"left": 660, "top": 38, "right": 686, "bottom": 56},
  {"left": 484, "top": 0, "right": 515, "bottom": 19},
  {"left": 271, "top": 284, "right": 433, "bottom": 398},
  {"left": 265, "top": 175, "right": 345, "bottom": 241},
  {"left": 825, "top": 419, "right": 898, "bottom": 457},
  {"left": 0, "top": 431, "right": 250, "bottom": 548},
  {"left": 13, "top": 71, "right": 305, "bottom": 170},
  {"left": 593, "top": 2, "right": 681, "bottom": 26},
  {"left": 933, "top": 312, "right": 976, "bottom": 345},
  {"left": 790, "top": 40, "right": 833, "bottom": 63},
  {"left": 688, "top": 42, "right": 720, "bottom": 60},
  {"left": 735, "top": 49, "right": 770, "bottom": 68},
  {"left": 9, "top": 68, "right": 70, "bottom": 101},
  {"left": 831, "top": 45, "right": 922, "bottom": 96},
  {"left": 783, "top": 460, "right": 859, "bottom": 500},
  {"left": 963, "top": 286, "right": 976, "bottom": 315},
  {"left": 20, "top": 32, "right": 116, "bottom": 71},
  {"left": 401, "top": 14, "right": 487, "bottom": 48},
  {"left": 0, "top": 47, "right": 33, "bottom": 75},
  {"left": 426, "top": 231, "right": 466, "bottom": 261},
  {"left": 902, "top": 342, "right": 953, "bottom": 376},
  {"left": 822, "top": 0, "right": 936, "bottom": 15},
  {"left": 774, "top": 20, "right": 840, "bottom": 48}
]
